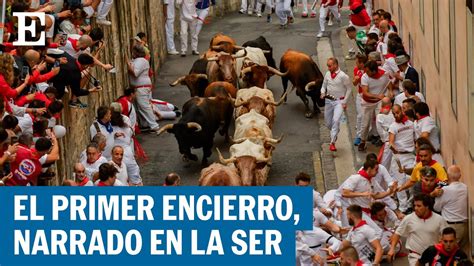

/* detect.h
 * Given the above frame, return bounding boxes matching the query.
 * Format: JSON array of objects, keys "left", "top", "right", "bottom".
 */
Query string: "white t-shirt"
[
  {"left": 17, "top": 114, "right": 33, "bottom": 135},
  {"left": 300, "top": 227, "right": 341, "bottom": 264},
  {"left": 129, "top": 58, "right": 151, "bottom": 87},
  {"left": 382, "top": 57, "right": 399, "bottom": 76},
  {"left": 321, "top": 70, "right": 352, "bottom": 104},
  {"left": 312, "top": 209, "right": 329, "bottom": 228},
  {"left": 414, "top": 116, "right": 440, "bottom": 151},
  {"left": 59, "top": 34, "right": 90, "bottom": 59},
  {"left": 388, "top": 120, "right": 415, "bottom": 152},
  {"left": 394, "top": 92, "right": 426, "bottom": 106},
  {"left": 360, "top": 69, "right": 391, "bottom": 106},
  {"left": 110, "top": 160, "right": 129, "bottom": 186},
  {"left": 81, "top": 156, "right": 108, "bottom": 179},
  {"left": 346, "top": 223, "right": 378, "bottom": 264},
  {"left": 342, "top": 174, "right": 372, "bottom": 209},
  {"left": 395, "top": 212, "right": 447, "bottom": 254},
  {"left": 94, "top": 179, "right": 126, "bottom": 186},
  {"left": 376, "top": 113, "right": 395, "bottom": 142}
]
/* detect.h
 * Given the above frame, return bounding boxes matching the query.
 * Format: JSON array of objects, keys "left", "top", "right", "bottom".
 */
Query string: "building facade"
[{"left": 375, "top": 0, "right": 474, "bottom": 252}]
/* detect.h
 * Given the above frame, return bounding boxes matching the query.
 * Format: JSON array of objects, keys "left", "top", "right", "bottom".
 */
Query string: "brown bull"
[
  {"left": 170, "top": 73, "right": 208, "bottom": 97},
  {"left": 206, "top": 50, "right": 247, "bottom": 87},
  {"left": 204, "top": 81, "right": 237, "bottom": 98},
  {"left": 217, "top": 147, "right": 270, "bottom": 186},
  {"left": 199, "top": 163, "right": 242, "bottom": 186},
  {"left": 280, "top": 49, "right": 325, "bottom": 118},
  {"left": 240, "top": 65, "right": 287, "bottom": 89},
  {"left": 203, "top": 82, "right": 236, "bottom": 142}
]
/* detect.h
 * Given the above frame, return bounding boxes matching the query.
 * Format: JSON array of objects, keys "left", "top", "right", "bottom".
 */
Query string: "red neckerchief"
[
  {"left": 356, "top": 260, "right": 364, "bottom": 266},
  {"left": 432, "top": 243, "right": 459, "bottom": 266},
  {"left": 372, "top": 68, "right": 386, "bottom": 79},
  {"left": 353, "top": 220, "right": 367, "bottom": 230},
  {"left": 417, "top": 115, "right": 429, "bottom": 121},
  {"left": 400, "top": 116, "right": 409, "bottom": 124},
  {"left": 380, "top": 106, "right": 391, "bottom": 113},
  {"left": 421, "top": 179, "right": 439, "bottom": 195},
  {"left": 330, "top": 69, "right": 340, "bottom": 79},
  {"left": 385, "top": 53, "right": 396, "bottom": 59},
  {"left": 428, "top": 160, "right": 437, "bottom": 166},
  {"left": 416, "top": 155, "right": 420, "bottom": 163},
  {"left": 68, "top": 38, "right": 80, "bottom": 52},
  {"left": 417, "top": 210, "right": 433, "bottom": 221},
  {"left": 358, "top": 169, "right": 372, "bottom": 182},
  {"left": 97, "top": 181, "right": 108, "bottom": 187},
  {"left": 77, "top": 177, "right": 90, "bottom": 186},
  {"left": 75, "top": 60, "right": 84, "bottom": 71}
]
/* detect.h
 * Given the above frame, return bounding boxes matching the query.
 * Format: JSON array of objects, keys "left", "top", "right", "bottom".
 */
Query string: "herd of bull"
[{"left": 157, "top": 33, "right": 327, "bottom": 186}]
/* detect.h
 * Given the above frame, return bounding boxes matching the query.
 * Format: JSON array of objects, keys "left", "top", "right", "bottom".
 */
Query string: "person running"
[{"left": 317, "top": 0, "right": 341, "bottom": 38}]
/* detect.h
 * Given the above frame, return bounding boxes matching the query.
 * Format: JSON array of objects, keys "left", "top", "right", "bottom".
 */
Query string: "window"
[
  {"left": 433, "top": 0, "right": 439, "bottom": 71},
  {"left": 421, "top": 69, "right": 426, "bottom": 98},
  {"left": 468, "top": 9, "right": 474, "bottom": 160},
  {"left": 449, "top": 1, "right": 457, "bottom": 117},
  {"left": 398, "top": 3, "right": 403, "bottom": 38},
  {"left": 420, "top": 0, "right": 425, "bottom": 32}
]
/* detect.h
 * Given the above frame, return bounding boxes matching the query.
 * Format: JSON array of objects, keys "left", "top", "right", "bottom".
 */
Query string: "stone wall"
[{"left": 54, "top": 0, "right": 241, "bottom": 183}]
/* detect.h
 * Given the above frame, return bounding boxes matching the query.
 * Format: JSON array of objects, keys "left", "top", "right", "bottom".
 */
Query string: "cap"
[{"left": 395, "top": 54, "right": 409, "bottom": 65}]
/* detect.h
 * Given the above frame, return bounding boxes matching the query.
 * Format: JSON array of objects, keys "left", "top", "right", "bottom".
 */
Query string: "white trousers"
[
  {"left": 152, "top": 100, "right": 177, "bottom": 120},
  {"left": 379, "top": 143, "right": 393, "bottom": 171},
  {"left": 124, "top": 146, "right": 142, "bottom": 185},
  {"left": 390, "top": 153, "right": 415, "bottom": 212},
  {"left": 301, "top": 0, "right": 317, "bottom": 14},
  {"left": 319, "top": 5, "right": 340, "bottom": 32},
  {"left": 97, "top": 0, "right": 113, "bottom": 20},
  {"left": 256, "top": 0, "right": 273, "bottom": 15},
  {"left": 195, "top": 8, "right": 209, "bottom": 39},
  {"left": 324, "top": 99, "right": 344, "bottom": 144},
  {"left": 408, "top": 253, "right": 420, "bottom": 266},
  {"left": 355, "top": 94, "right": 362, "bottom": 138},
  {"left": 166, "top": 0, "right": 177, "bottom": 52},
  {"left": 365, "top": 0, "right": 372, "bottom": 18},
  {"left": 240, "top": 0, "right": 256, "bottom": 12},
  {"left": 360, "top": 102, "right": 381, "bottom": 141},
  {"left": 180, "top": 18, "right": 198, "bottom": 52},
  {"left": 136, "top": 87, "right": 159, "bottom": 130},
  {"left": 275, "top": 0, "right": 293, "bottom": 25}
]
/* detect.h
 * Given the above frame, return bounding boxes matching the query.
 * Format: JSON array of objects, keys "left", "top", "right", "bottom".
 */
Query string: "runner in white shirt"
[
  {"left": 433, "top": 165, "right": 468, "bottom": 246},
  {"left": 296, "top": 233, "right": 324, "bottom": 266},
  {"left": 80, "top": 143, "right": 108, "bottom": 179},
  {"left": 376, "top": 97, "right": 395, "bottom": 170},
  {"left": 340, "top": 205, "right": 383, "bottom": 265},
  {"left": 320, "top": 58, "right": 352, "bottom": 152},
  {"left": 370, "top": 202, "right": 402, "bottom": 254},
  {"left": 364, "top": 153, "right": 398, "bottom": 212},
  {"left": 388, "top": 104, "right": 416, "bottom": 213},
  {"left": 393, "top": 79, "right": 425, "bottom": 106},
  {"left": 413, "top": 102, "right": 444, "bottom": 165},
  {"left": 359, "top": 61, "right": 391, "bottom": 151},
  {"left": 388, "top": 194, "right": 447, "bottom": 266},
  {"left": 299, "top": 227, "right": 341, "bottom": 266},
  {"left": 109, "top": 146, "right": 129, "bottom": 186}
]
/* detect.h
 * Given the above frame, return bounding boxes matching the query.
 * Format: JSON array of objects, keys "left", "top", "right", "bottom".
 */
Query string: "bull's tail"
[{"left": 279, "top": 63, "right": 289, "bottom": 102}]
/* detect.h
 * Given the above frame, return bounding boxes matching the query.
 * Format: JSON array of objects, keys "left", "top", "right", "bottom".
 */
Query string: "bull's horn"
[
  {"left": 234, "top": 98, "right": 249, "bottom": 108},
  {"left": 170, "top": 76, "right": 186, "bottom": 86},
  {"left": 156, "top": 123, "right": 174, "bottom": 136},
  {"left": 216, "top": 148, "right": 236, "bottom": 165},
  {"left": 187, "top": 122, "right": 202, "bottom": 132},
  {"left": 232, "top": 48, "right": 247, "bottom": 59},
  {"left": 265, "top": 134, "right": 284, "bottom": 144},
  {"left": 230, "top": 137, "right": 247, "bottom": 144},
  {"left": 304, "top": 81, "right": 317, "bottom": 92},
  {"left": 261, "top": 50, "right": 271, "bottom": 54},
  {"left": 263, "top": 89, "right": 289, "bottom": 106},
  {"left": 193, "top": 73, "right": 208, "bottom": 80},
  {"left": 239, "top": 66, "right": 252, "bottom": 78},
  {"left": 207, "top": 56, "right": 219, "bottom": 62},
  {"left": 267, "top": 66, "right": 288, "bottom": 77},
  {"left": 212, "top": 45, "right": 223, "bottom": 51},
  {"left": 256, "top": 156, "right": 271, "bottom": 163},
  {"left": 233, "top": 45, "right": 244, "bottom": 50}
]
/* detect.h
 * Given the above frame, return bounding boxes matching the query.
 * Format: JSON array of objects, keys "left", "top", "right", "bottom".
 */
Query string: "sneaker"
[
  {"left": 181, "top": 52, "right": 186, "bottom": 57},
  {"left": 248, "top": 10, "right": 253, "bottom": 15},
  {"left": 279, "top": 23, "right": 288, "bottom": 29},
  {"left": 267, "top": 14, "right": 272, "bottom": 23},
  {"left": 329, "top": 143, "right": 337, "bottom": 151},
  {"left": 239, "top": 9, "right": 245, "bottom": 14},
  {"left": 257, "top": 13, "right": 262, "bottom": 18},
  {"left": 301, "top": 12, "right": 308, "bottom": 18},
  {"left": 353, "top": 137, "right": 361, "bottom": 146},
  {"left": 345, "top": 53, "right": 356, "bottom": 60},
  {"left": 328, "top": 19, "right": 334, "bottom": 26},
  {"left": 96, "top": 19, "right": 112, "bottom": 26},
  {"left": 192, "top": 50, "right": 200, "bottom": 55},
  {"left": 310, "top": 12, "right": 316, "bottom": 18},
  {"left": 168, "top": 50, "right": 179, "bottom": 55},
  {"left": 316, "top": 32, "right": 324, "bottom": 38},
  {"left": 358, "top": 142, "right": 367, "bottom": 151}
]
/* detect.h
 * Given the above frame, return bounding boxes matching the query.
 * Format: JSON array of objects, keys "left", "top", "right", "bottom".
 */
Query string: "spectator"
[
  {"left": 6, "top": 134, "right": 59, "bottom": 186},
  {"left": 376, "top": 97, "right": 394, "bottom": 170},
  {"left": 73, "top": 162, "right": 93, "bottom": 186},
  {"left": 116, "top": 88, "right": 138, "bottom": 131},
  {"left": 381, "top": 12, "right": 398, "bottom": 32},
  {"left": 413, "top": 102, "right": 443, "bottom": 165},
  {"left": 353, "top": 54, "right": 368, "bottom": 146},
  {"left": 395, "top": 54, "right": 420, "bottom": 91},
  {"left": 90, "top": 106, "right": 115, "bottom": 160},
  {"left": 388, "top": 194, "right": 447, "bottom": 265},
  {"left": 109, "top": 146, "right": 129, "bottom": 186},
  {"left": 394, "top": 80, "right": 425, "bottom": 106},
  {"left": 402, "top": 98, "right": 416, "bottom": 113},
  {"left": 96, "top": 163, "right": 119, "bottom": 186},
  {"left": 417, "top": 227, "right": 468, "bottom": 266},
  {"left": 80, "top": 133, "right": 108, "bottom": 162},
  {"left": 80, "top": 142, "right": 108, "bottom": 180},
  {"left": 0, "top": 54, "right": 31, "bottom": 113},
  {"left": 164, "top": 172, "right": 181, "bottom": 186},
  {"left": 412, "top": 166, "right": 445, "bottom": 197},
  {"left": 127, "top": 44, "right": 159, "bottom": 132},
  {"left": 59, "top": 8, "right": 89, "bottom": 35},
  {"left": 368, "top": 12, "right": 381, "bottom": 35},
  {"left": 433, "top": 165, "right": 468, "bottom": 247},
  {"left": 164, "top": 0, "right": 179, "bottom": 55}
]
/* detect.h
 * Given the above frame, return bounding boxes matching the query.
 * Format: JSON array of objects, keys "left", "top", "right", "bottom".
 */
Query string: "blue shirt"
[{"left": 196, "top": 0, "right": 215, "bottom": 9}]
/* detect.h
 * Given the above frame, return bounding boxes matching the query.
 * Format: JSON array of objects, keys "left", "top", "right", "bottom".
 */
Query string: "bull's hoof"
[{"left": 304, "top": 111, "right": 314, "bottom": 118}]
